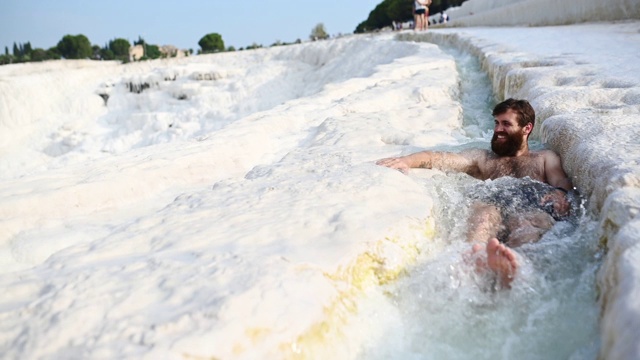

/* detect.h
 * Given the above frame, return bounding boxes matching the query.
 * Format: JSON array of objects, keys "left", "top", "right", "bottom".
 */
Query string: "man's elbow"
[{"left": 556, "top": 178, "right": 573, "bottom": 192}]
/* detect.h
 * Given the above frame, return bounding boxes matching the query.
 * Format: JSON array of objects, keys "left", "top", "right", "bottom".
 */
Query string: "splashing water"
[{"left": 352, "top": 46, "right": 602, "bottom": 360}]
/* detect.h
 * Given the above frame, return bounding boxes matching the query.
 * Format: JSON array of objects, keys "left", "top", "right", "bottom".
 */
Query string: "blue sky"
[{"left": 0, "top": 0, "right": 382, "bottom": 52}]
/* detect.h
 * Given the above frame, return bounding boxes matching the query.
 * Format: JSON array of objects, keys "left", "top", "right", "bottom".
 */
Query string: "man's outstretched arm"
[{"left": 376, "top": 149, "right": 482, "bottom": 176}]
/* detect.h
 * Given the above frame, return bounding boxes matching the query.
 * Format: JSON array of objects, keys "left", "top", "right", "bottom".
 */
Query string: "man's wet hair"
[{"left": 492, "top": 98, "right": 535, "bottom": 128}]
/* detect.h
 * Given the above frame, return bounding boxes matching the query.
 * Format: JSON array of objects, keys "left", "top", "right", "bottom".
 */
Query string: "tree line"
[
  {"left": 0, "top": 23, "right": 333, "bottom": 66},
  {"left": 0, "top": 34, "right": 170, "bottom": 65},
  {"left": 355, "top": 0, "right": 467, "bottom": 33}
]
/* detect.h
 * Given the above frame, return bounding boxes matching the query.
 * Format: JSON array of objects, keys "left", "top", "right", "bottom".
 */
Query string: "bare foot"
[{"left": 486, "top": 238, "right": 518, "bottom": 288}]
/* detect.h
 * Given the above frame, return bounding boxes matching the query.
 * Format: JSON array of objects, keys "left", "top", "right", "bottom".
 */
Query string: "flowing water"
[{"left": 353, "top": 47, "right": 602, "bottom": 360}]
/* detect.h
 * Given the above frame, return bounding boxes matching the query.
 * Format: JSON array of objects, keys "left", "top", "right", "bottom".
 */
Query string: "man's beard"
[{"left": 491, "top": 131, "right": 523, "bottom": 156}]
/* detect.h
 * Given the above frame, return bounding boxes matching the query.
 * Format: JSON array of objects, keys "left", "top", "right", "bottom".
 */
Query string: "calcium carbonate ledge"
[{"left": 280, "top": 217, "right": 438, "bottom": 359}]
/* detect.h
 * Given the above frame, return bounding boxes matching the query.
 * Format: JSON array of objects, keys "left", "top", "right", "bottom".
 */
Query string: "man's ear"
[{"left": 523, "top": 122, "right": 533, "bottom": 136}]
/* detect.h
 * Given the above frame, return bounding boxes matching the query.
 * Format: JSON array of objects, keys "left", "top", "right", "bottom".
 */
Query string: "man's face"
[{"left": 491, "top": 109, "right": 525, "bottom": 156}]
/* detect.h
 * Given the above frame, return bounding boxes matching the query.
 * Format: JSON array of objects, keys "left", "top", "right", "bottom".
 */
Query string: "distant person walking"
[
  {"left": 414, "top": 0, "right": 431, "bottom": 31},
  {"left": 424, "top": 0, "right": 431, "bottom": 29}
]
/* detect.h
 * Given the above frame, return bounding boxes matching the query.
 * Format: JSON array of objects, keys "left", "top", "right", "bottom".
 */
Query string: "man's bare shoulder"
[
  {"left": 532, "top": 149, "right": 558, "bottom": 155},
  {"left": 460, "top": 147, "right": 492, "bottom": 159},
  {"left": 533, "top": 149, "right": 561, "bottom": 160}
]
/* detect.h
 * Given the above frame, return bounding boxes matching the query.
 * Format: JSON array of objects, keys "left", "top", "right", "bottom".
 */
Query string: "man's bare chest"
[{"left": 483, "top": 156, "right": 545, "bottom": 181}]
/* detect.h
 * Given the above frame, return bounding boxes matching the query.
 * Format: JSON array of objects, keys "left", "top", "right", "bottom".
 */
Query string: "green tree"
[
  {"left": 0, "top": 54, "right": 14, "bottom": 65},
  {"left": 56, "top": 34, "right": 92, "bottom": 59},
  {"left": 30, "top": 48, "right": 47, "bottom": 62},
  {"left": 355, "top": 2, "right": 392, "bottom": 33},
  {"left": 101, "top": 49, "right": 115, "bottom": 60},
  {"left": 387, "top": 0, "right": 413, "bottom": 22},
  {"left": 91, "top": 45, "right": 101, "bottom": 60},
  {"left": 134, "top": 36, "right": 146, "bottom": 46},
  {"left": 198, "top": 33, "right": 225, "bottom": 54},
  {"left": 310, "top": 23, "right": 329, "bottom": 40},
  {"left": 246, "top": 43, "right": 262, "bottom": 50},
  {"left": 46, "top": 47, "right": 61, "bottom": 60},
  {"left": 109, "top": 38, "right": 131, "bottom": 61},
  {"left": 99, "top": 42, "right": 115, "bottom": 60},
  {"left": 145, "top": 44, "right": 161, "bottom": 59}
]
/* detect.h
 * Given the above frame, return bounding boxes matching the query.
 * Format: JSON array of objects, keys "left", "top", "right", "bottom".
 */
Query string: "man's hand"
[
  {"left": 376, "top": 157, "right": 411, "bottom": 174},
  {"left": 540, "top": 189, "right": 570, "bottom": 219}
]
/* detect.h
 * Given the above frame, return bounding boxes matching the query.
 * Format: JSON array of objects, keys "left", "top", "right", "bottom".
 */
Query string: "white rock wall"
[{"left": 442, "top": 0, "right": 639, "bottom": 26}]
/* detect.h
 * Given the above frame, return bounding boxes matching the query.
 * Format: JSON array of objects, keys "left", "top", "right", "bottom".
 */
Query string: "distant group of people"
[
  {"left": 414, "top": 0, "right": 432, "bottom": 31},
  {"left": 390, "top": 3, "right": 449, "bottom": 32},
  {"left": 397, "top": 1, "right": 449, "bottom": 31}
]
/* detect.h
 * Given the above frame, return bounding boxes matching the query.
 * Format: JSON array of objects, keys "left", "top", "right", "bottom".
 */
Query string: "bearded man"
[{"left": 376, "top": 98, "right": 574, "bottom": 287}]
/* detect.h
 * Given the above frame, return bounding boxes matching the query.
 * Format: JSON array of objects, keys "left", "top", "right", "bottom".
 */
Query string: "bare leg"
[
  {"left": 465, "top": 203, "right": 518, "bottom": 288},
  {"left": 424, "top": 10, "right": 429, "bottom": 30},
  {"left": 481, "top": 211, "right": 554, "bottom": 287},
  {"left": 465, "top": 202, "right": 501, "bottom": 269},
  {"left": 466, "top": 202, "right": 503, "bottom": 244},
  {"left": 466, "top": 207, "right": 556, "bottom": 288}
]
